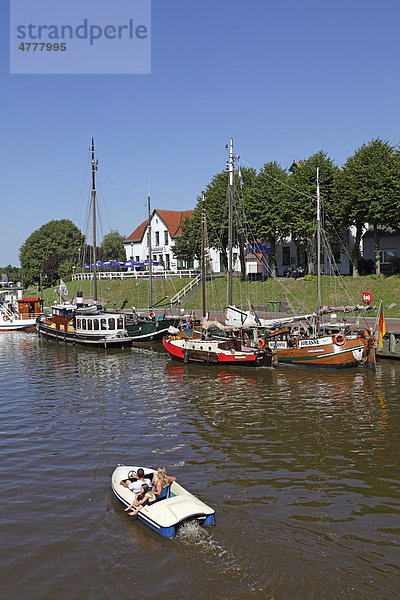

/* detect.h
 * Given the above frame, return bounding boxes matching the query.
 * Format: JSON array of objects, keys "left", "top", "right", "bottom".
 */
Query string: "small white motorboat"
[{"left": 111, "top": 465, "right": 215, "bottom": 538}]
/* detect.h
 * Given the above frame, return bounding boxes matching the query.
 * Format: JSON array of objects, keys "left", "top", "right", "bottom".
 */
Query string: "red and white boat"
[{"left": 163, "top": 332, "right": 273, "bottom": 367}]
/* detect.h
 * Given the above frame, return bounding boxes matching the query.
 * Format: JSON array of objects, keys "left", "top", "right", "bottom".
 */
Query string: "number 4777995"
[{"left": 19, "top": 42, "right": 67, "bottom": 51}]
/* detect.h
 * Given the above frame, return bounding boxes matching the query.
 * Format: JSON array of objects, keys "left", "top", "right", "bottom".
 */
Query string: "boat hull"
[
  {"left": 270, "top": 336, "right": 376, "bottom": 369},
  {"left": 126, "top": 317, "right": 180, "bottom": 341},
  {"left": 111, "top": 465, "right": 215, "bottom": 538},
  {"left": 0, "top": 317, "right": 37, "bottom": 332},
  {"left": 162, "top": 336, "right": 273, "bottom": 367}
]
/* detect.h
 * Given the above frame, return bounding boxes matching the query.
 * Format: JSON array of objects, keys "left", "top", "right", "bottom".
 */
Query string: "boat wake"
[{"left": 176, "top": 521, "right": 241, "bottom": 576}]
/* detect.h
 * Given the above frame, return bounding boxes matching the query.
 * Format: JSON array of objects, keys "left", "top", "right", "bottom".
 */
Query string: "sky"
[{"left": 1, "top": 0, "right": 400, "bottom": 266}]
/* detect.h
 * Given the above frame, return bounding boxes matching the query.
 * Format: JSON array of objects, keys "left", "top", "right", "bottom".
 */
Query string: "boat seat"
[{"left": 149, "top": 483, "right": 171, "bottom": 504}]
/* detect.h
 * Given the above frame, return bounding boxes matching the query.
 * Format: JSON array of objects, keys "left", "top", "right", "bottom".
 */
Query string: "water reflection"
[{"left": 1, "top": 334, "right": 399, "bottom": 600}]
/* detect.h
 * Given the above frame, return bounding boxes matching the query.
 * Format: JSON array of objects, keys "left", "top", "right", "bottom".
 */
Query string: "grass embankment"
[
  {"left": 190, "top": 275, "right": 400, "bottom": 317},
  {"left": 29, "top": 277, "right": 191, "bottom": 311},
  {"left": 26, "top": 274, "right": 400, "bottom": 317}
]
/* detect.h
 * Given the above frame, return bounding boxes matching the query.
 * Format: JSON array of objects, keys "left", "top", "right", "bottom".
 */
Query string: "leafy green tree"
[
  {"left": 19, "top": 219, "right": 84, "bottom": 285},
  {"left": 100, "top": 230, "right": 126, "bottom": 262},
  {"left": 172, "top": 211, "right": 201, "bottom": 265},
  {"left": 173, "top": 168, "right": 256, "bottom": 277},
  {"left": 245, "top": 162, "right": 290, "bottom": 277},
  {"left": 0, "top": 265, "right": 22, "bottom": 283},
  {"left": 42, "top": 253, "right": 73, "bottom": 284},
  {"left": 287, "top": 151, "right": 340, "bottom": 274},
  {"left": 339, "top": 138, "right": 400, "bottom": 276}
]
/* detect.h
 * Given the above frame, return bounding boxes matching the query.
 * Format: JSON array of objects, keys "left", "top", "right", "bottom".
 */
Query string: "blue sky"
[{"left": 1, "top": 0, "right": 400, "bottom": 266}]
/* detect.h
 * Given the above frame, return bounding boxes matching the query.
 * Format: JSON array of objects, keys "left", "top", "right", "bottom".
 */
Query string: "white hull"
[{"left": 111, "top": 465, "right": 215, "bottom": 538}]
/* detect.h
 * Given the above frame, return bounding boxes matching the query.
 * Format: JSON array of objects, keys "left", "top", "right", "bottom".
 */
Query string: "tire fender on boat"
[
  {"left": 258, "top": 338, "right": 265, "bottom": 349},
  {"left": 333, "top": 333, "right": 345, "bottom": 346}
]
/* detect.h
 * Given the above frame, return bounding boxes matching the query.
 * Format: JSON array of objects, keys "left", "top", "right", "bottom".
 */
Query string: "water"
[{"left": 0, "top": 333, "right": 399, "bottom": 600}]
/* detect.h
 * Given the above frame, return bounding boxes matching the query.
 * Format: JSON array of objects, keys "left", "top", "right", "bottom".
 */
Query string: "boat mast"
[
  {"left": 316, "top": 167, "right": 321, "bottom": 335},
  {"left": 228, "top": 137, "right": 234, "bottom": 306},
  {"left": 201, "top": 192, "right": 206, "bottom": 318},
  {"left": 91, "top": 138, "right": 98, "bottom": 304},
  {"left": 148, "top": 193, "right": 153, "bottom": 309}
]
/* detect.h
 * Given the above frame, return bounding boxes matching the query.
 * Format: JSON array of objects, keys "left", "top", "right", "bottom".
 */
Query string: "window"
[
  {"left": 155, "top": 231, "right": 160, "bottom": 246},
  {"left": 77, "top": 318, "right": 81, "bottom": 329},
  {"left": 82, "top": 319, "right": 87, "bottom": 330},
  {"left": 164, "top": 230, "right": 169, "bottom": 245},
  {"left": 87, "top": 320, "right": 93, "bottom": 330},
  {"left": 93, "top": 320, "right": 99, "bottom": 330},
  {"left": 108, "top": 318, "right": 115, "bottom": 330},
  {"left": 101, "top": 318, "right": 107, "bottom": 330},
  {"left": 381, "top": 249, "right": 397, "bottom": 264},
  {"left": 165, "top": 254, "right": 170, "bottom": 269},
  {"left": 117, "top": 317, "right": 124, "bottom": 329},
  {"left": 282, "top": 247, "right": 290, "bottom": 266},
  {"left": 136, "top": 256, "right": 140, "bottom": 263},
  {"left": 159, "top": 254, "right": 163, "bottom": 263}
]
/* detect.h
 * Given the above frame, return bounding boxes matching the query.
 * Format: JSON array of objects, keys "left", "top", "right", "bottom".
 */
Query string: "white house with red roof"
[
  {"left": 124, "top": 209, "right": 196, "bottom": 272},
  {"left": 124, "top": 208, "right": 241, "bottom": 274}
]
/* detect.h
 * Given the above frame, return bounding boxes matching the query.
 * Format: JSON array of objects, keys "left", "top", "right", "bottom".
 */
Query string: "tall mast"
[
  {"left": 228, "top": 137, "right": 234, "bottom": 306},
  {"left": 201, "top": 192, "right": 206, "bottom": 318},
  {"left": 316, "top": 167, "right": 321, "bottom": 335},
  {"left": 148, "top": 193, "right": 153, "bottom": 309},
  {"left": 91, "top": 138, "right": 98, "bottom": 303}
]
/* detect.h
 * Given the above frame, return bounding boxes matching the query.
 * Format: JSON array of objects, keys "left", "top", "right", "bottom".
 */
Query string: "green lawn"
[{"left": 26, "top": 273, "right": 400, "bottom": 317}]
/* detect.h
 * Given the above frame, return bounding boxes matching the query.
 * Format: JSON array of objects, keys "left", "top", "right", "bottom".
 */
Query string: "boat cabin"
[
  {"left": 75, "top": 313, "right": 126, "bottom": 335},
  {"left": 18, "top": 297, "right": 43, "bottom": 318},
  {"left": 49, "top": 303, "right": 76, "bottom": 331}
]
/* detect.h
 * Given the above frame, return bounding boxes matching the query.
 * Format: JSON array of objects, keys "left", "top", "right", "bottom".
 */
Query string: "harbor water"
[{"left": 0, "top": 332, "right": 399, "bottom": 600}]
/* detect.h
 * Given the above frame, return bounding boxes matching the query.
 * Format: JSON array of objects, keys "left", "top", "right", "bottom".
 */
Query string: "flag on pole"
[
  {"left": 378, "top": 300, "right": 386, "bottom": 349},
  {"left": 60, "top": 279, "right": 68, "bottom": 296},
  {"left": 238, "top": 165, "right": 244, "bottom": 188}
]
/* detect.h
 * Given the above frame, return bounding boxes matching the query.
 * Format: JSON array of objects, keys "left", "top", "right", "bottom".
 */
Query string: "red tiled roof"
[
  {"left": 124, "top": 209, "right": 194, "bottom": 243},
  {"left": 125, "top": 219, "right": 148, "bottom": 243}
]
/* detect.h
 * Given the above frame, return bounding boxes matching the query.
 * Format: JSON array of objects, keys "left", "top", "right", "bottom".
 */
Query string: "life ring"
[
  {"left": 258, "top": 338, "right": 265, "bottom": 349},
  {"left": 333, "top": 333, "right": 345, "bottom": 346},
  {"left": 3, "top": 315, "right": 9, "bottom": 321},
  {"left": 149, "top": 311, "right": 155, "bottom": 319}
]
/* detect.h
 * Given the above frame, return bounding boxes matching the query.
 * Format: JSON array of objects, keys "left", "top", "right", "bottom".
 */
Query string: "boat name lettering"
[
  {"left": 269, "top": 341, "right": 287, "bottom": 349},
  {"left": 298, "top": 337, "right": 332, "bottom": 348}
]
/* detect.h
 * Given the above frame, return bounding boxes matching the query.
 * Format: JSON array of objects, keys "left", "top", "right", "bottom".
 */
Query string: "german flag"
[{"left": 378, "top": 301, "right": 386, "bottom": 349}]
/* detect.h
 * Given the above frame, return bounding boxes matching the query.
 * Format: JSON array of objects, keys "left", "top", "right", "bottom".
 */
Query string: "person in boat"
[
  {"left": 151, "top": 466, "right": 177, "bottom": 497},
  {"left": 119, "top": 468, "right": 149, "bottom": 494},
  {"left": 124, "top": 483, "right": 156, "bottom": 517}
]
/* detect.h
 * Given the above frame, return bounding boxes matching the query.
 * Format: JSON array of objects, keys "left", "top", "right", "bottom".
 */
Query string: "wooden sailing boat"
[
  {"left": 36, "top": 139, "right": 133, "bottom": 348},
  {"left": 162, "top": 186, "right": 273, "bottom": 367},
  {"left": 264, "top": 168, "right": 376, "bottom": 369}
]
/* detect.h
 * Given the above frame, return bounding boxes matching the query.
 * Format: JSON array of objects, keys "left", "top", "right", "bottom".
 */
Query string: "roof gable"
[{"left": 124, "top": 209, "right": 194, "bottom": 244}]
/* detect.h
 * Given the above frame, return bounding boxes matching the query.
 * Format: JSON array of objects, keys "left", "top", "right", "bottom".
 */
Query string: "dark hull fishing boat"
[
  {"left": 36, "top": 139, "right": 132, "bottom": 348},
  {"left": 126, "top": 314, "right": 180, "bottom": 342}
]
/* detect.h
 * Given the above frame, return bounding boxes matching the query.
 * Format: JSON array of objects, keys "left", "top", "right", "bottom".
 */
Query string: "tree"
[
  {"left": 339, "top": 138, "right": 400, "bottom": 276},
  {"left": 42, "top": 253, "right": 73, "bottom": 283},
  {"left": 100, "top": 230, "right": 126, "bottom": 262},
  {"left": 287, "top": 151, "right": 340, "bottom": 274},
  {"left": 0, "top": 265, "right": 22, "bottom": 283},
  {"left": 172, "top": 211, "right": 201, "bottom": 265},
  {"left": 19, "top": 219, "right": 84, "bottom": 285},
  {"left": 172, "top": 168, "right": 256, "bottom": 277},
  {"left": 245, "top": 162, "right": 290, "bottom": 277}
]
